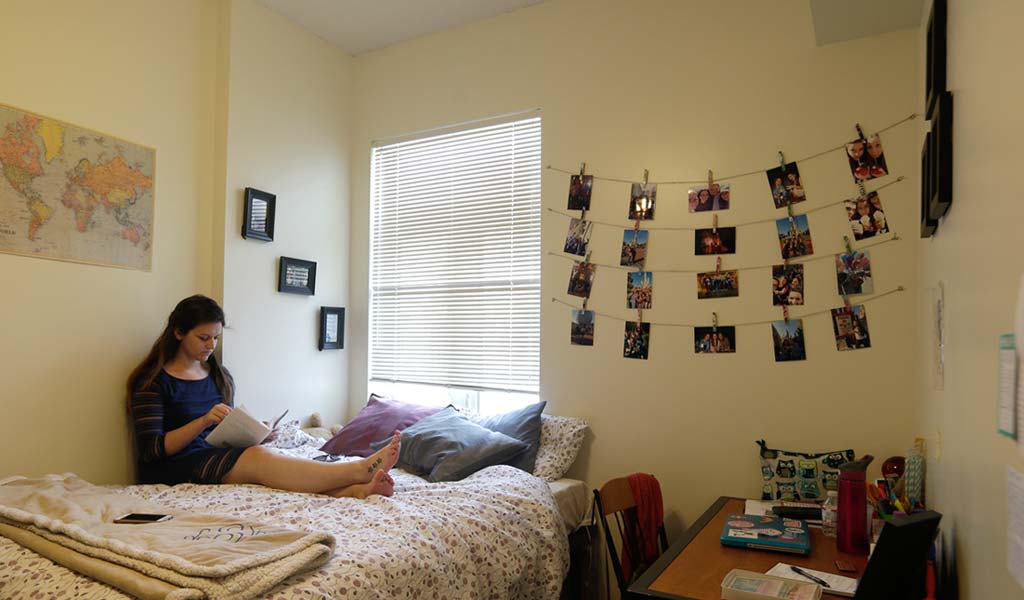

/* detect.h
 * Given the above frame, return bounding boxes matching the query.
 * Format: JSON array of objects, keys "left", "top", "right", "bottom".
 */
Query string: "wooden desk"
[{"left": 628, "top": 497, "right": 868, "bottom": 599}]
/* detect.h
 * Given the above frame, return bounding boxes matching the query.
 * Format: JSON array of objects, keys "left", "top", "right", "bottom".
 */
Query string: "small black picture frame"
[
  {"left": 928, "top": 91, "right": 954, "bottom": 221},
  {"left": 242, "top": 188, "right": 276, "bottom": 242},
  {"left": 920, "top": 132, "right": 939, "bottom": 237},
  {"left": 319, "top": 306, "right": 344, "bottom": 351},
  {"left": 925, "top": 0, "right": 947, "bottom": 119},
  {"left": 278, "top": 256, "right": 316, "bottom": 295}
]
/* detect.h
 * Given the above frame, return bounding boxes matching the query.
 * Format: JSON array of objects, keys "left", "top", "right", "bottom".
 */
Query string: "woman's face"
[
  {"left": 867, "top": 137, "right": 883, "bottom": 159},
  {"left": 698, "top": 189, "right": 710, "bottom": 202},
  {"left": 857, "top": 198, "right": 871, "bottom": 215},
  {"left": 176, "top": 321, "right": 223, "bottom": 363},
  {"left": 774, "top": 177, "right": 783, "bottom": 187},
  {"left": 847, "top": 142, "right": 865, "bottom": 161},
  {"left": 786, "top": 173, "right": 798, "bottom": 185}
]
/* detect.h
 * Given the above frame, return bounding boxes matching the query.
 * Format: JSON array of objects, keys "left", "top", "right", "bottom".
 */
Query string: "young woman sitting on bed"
[{"left": 127, "top": 294, "right": 399, "bottom": 499}]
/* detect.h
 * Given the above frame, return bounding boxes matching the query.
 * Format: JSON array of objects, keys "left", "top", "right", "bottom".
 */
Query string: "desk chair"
[{"left": 593, "top": 476, "right": 669, "bottom": 596}]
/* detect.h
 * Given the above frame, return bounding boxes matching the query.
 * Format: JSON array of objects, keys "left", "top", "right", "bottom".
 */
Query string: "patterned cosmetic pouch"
[{"left": 757, "top": 439, "right": 855, "bottom": 502}]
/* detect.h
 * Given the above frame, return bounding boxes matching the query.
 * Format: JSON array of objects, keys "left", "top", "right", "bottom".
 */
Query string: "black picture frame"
[
  {"left": 925, "top": 0, "right": 947, "bottom": 120},
  {"left": 278, "top": 256, "right": 316, "bottom": 295},
  {"left": 319, "top": 306, "right": 345, "bottom": 351},
  {"left": 920, "top": 132, "right": 939, "bottom": 237},
  {"left": 928, "top": 92, "right": 954, "bottom": 221},
  {"left": 242, "top": 188, "right": 276, "bottom": 242}
]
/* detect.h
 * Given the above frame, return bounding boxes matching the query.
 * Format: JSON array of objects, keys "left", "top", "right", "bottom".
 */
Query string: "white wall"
[
  {"left": 221, "top": 0, "right": 353, "bottom": 426},
  {"left": 916, "top": 1, "right": 1024, "bottom": 598},
  {"left": 0, "top": 0, "right": 220, "bottom": 483},
  {"left": 349, "top": 0, "right": 920, "bottom": 535}
]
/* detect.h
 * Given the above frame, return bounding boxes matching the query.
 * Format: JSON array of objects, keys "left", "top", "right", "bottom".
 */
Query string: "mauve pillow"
[
  {"left": 372, "top": 406, "right": 529, "bottom": 482},
  {"left": 319, "top": 394, "right": 441, "bottom": 457},
  {"left": 470, "top": 401, "right": 546, "bottom": 473}
]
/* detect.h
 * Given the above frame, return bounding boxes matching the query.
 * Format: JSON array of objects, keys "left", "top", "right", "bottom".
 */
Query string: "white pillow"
[{"left": 532, "top": 414, "right": 588, "bottom": 481}]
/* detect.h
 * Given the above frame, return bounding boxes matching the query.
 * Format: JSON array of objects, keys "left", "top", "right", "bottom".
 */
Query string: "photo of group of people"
[
  {"left": 567, "top": 174, "right": 593, "bottom": 211},
  {"left": 694, "top": 326, "right": 736, "bottom": 353},
  {"left": 626, "top": 271, "right": 653, "bottom": 309},
  {"left": 845, "top": 134, "right": 889, "bottom": 182},
  {"left": 772, "top": 264, "right": 805, "bottom": 306},
  {"left": 623, "top": 321, "right": 650, "bottom": 360},
  {"left": 844, "top": 192, "right": 889, "bottom": 241},
  {"left": 766, "top": 163, "right": 807, "bottom": 209},
  {"left": 567, "top": 261, "right": 596, "bottom": 298},
  {"left": 628, "top": 183, "right": 657, "bottom": 220},
  {"left": 570, "top": 309, "right": 595, "bottom": 346},
  {"left": 620, "top": 229, "right": 649, "bottom": 266},
  {"left": 776, "top": 214, "right": 814, "bottom": 259},
  {"left": 697, "top": 270, "right": 740, "bottom": 299},
  {"left": 771, "top": 318, "right": 807, "bottom": 362},
  {"left": 836, "top": 250, "right": 873, "bottom": 295},
  {"left": 831, "top": 305, "right": 871, "bottom": 351},
  {"left": 563, "top": 218, "right": 593, "bottom": 256},
  {"left": 688, "top": 183, "right": 731, "bottom": 212},
  {"left": 694, "top": 227, "right": 736, "bottom": 255}
]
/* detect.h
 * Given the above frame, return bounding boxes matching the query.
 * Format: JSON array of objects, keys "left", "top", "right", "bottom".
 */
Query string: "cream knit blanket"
[{"left": 0, "top": 474, "right": 335, "bottom": 600}]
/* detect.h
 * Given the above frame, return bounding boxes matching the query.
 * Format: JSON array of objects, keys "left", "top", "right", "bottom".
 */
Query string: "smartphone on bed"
[{"left": 113, "top": 513, "right": 172, "bottom": 524}]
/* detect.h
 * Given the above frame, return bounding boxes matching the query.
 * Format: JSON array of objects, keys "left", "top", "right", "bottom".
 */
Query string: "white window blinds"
[{"left": 369, "top": 116, "right": 541, "bottom": 393}]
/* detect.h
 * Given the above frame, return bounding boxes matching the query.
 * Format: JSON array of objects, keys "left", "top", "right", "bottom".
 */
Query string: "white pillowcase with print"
[{"left": 532, "top": 414, "right": 588, "bottom": 481}]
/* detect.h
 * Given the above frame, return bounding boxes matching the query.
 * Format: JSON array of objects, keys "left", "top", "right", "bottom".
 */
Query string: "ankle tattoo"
[{"left": 367, "top": 457, "right": 382, "bottom": 473}]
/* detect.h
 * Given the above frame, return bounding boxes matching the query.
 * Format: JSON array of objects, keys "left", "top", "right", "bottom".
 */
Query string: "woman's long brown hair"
[{"left": 126, "top": 295, "right": 234, "bottom": 413}]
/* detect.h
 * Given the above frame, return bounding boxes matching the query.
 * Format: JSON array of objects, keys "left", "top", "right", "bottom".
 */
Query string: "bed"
[{"left": 0, "top": 443, "right": 571, "bottom": 599}]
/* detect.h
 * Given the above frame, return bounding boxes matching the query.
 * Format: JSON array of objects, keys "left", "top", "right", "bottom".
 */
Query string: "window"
[{"left": 369, "top": 115, "right": 541, "bottom": 413}]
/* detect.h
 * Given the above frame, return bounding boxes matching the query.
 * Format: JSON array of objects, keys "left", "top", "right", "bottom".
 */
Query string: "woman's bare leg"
[
  {"left": 222, "top": 432, "right": 400, "bottom": 494},
  {"left": 325, "top": 470, "right": 395, "bottom": 499}
]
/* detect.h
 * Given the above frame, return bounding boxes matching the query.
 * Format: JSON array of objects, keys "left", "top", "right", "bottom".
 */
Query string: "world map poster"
[{"left": 0, "top": 103, "right": 155, "bottom": 270}]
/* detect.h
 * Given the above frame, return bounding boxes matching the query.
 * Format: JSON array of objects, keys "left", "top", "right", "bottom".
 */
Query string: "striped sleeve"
[{"left": 130, "top": 385, "right": 167, "bottom": 463}]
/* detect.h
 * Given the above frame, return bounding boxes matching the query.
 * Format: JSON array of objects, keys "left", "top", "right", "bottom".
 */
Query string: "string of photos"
[{"left": 558, "top": 114, "right": 916, "bottom": 362}]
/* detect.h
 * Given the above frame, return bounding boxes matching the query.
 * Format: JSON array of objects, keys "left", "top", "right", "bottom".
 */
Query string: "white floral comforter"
[{"left": 0, "top": 448, "right": 569, "bottom": 600}]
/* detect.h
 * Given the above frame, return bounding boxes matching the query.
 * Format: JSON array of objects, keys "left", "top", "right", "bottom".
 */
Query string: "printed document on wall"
[{"left": 1008, "top": 466, "right": 1024, "bottom": 589}]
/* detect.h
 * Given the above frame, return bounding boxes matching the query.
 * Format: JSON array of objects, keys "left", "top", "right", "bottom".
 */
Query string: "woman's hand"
[
  {"left": 204, "top": 403, "right": 232, "bottom": 427},
  {"left": 261, "top": 421, "right": 279, "bottom": 444}
]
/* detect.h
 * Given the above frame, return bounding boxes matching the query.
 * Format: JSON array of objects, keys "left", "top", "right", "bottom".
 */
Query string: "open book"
[{"left": 204, "top": 405, "right": 288, "bottom": 448}]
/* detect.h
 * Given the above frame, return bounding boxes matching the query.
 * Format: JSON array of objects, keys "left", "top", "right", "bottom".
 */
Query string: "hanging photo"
[
  {"left": 694, "top": 326, "right": 736, "bottom": 354},
  {"left": 694, "top": 227, "right": 736, "bottom": 255},
  {"left": 844, "top": 192, "right": 889, "bottom": 241},
  {"left": 776, "top": 214, "right": 814, "bottom": 259},
  {"left": 570, "top": 309, "right": 595, "bottom": 346},
  {"left": 836, "top": 250, "right": 874, "bottom": 295},
  {"left": 628, "top": 183, "right": 657, "bottom": 220},
  {"left": 765, "top": 162, "right": 807, "bottom": 209},
  {"left": 623, "top": 321, "right": 650, "bottom": 360},
  {"left": 563, "top": 217, "right": 593, "bottom": 256},
  {"left": 697, "top": 270, "right": 739, "bottom": 299},
  {"left": 832, "top": 305, "right": 872, "bottom": 351},
  {"left": 772, "top": 264, "right": 805, "bottom": 306},
  {"left": 620, "top": 229, "right": 649, "bottom": 266},
  {"left": 626, "top": 271, "right": 653, "bottom": 309},
  {"left": 846, "top": 134, "right": 889, "bottom": 182},
  {"left": 772, "top": 319, "right": 807, "bottom": 362},
  {"left": 567, "top": 174, "right": 593, "bottom": 210},
  {"left": 688, "top": 183, "right": 731, "bottom": 212},
  {"left": 567, "top": 261, "right": 596, "bottom": 298}
]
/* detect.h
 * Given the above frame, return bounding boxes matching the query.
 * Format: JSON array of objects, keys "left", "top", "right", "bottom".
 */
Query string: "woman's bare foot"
[
  {"left": 362, "top": 431, "right": 401, "bottom": 478},
  {"left": 330, "top": 470, "right": 395, "bottom": 499}
]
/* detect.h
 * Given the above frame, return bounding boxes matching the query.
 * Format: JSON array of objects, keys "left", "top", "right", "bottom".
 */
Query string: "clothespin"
[
  {"left": 844, "top": 235, "right": 853, "bottom": 256},
  {"left": 579, "top": 163, "right": 588, "bottom": 219},
  {"left": 636, "top": 307, "right": 643, "bottom": 328},
  {"left": 716, "top": 256, "right": 722, "bottom": 274},
  {"left": 713, "top": 214, "right": 718, "bottom": 234},
  {"left": 855, "top": 123, "right": 867, "bottom": 143},
  {"left": 787, "top": 199, "right": 795, "bottom": 224},
  {"left": 842, "top": 293, "right": 851, "bottom": 309},
  {"left": 582, "top": 296, "right": 589, "bottom": 310},
  {"left": 642, "top": 169, "right": 649, "bottom": 187},
  {"left": 712, "top": 312, "right": 718, "bottom": 333},
  {"left": 783, "top": 304, "right": 790, "bottom": 324},
  {"left": 858, "top": 181, "right": 868, "bottom": 199},
  {"left": 584, "top": 250, "right": 592, "bottom": 265},
  {"left": 783, "top": 257, "right": 789, "bottom": 267},
  {"left": 778, "top": 151, "right": 787, "bottom": 172},
  {"left": 708, "top": 169, "right": 714, "bottom": 190}
]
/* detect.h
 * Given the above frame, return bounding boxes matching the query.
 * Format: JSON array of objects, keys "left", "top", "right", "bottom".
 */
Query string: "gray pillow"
[
  {"left": 373, "top": 406, "right": 528, "bottom": 482},
  {"left": 470, "top": 401, "right": 546, "bottom": 473}
]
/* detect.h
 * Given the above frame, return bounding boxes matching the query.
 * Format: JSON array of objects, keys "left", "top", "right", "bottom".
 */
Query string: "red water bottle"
[{"left": 837, "top": 455, "right": 873, "bottom": 555}]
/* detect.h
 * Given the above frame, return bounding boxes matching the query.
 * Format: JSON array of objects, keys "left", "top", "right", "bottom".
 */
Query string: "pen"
[{"left": 790, "top": 565, "right": 830, "bottom": 588}]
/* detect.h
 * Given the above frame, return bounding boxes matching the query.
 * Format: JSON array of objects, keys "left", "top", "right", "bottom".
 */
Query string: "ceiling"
[
  {"left": 809, "top": 0, "right": 925, "bottom": 46},
  {"left": 259, "top": 0, "right": 925, "bottom": 56},
  {"left": 257, "top": 0, "right": 544, "bottom": 56}
]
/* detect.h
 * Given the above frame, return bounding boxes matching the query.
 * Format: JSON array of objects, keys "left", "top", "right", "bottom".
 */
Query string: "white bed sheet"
[
  {"left": 0, "top": 449, "right": 569, "bottom": 600},
  {"left": 548, "top": 478, "right": 590, "bottom": 533}
]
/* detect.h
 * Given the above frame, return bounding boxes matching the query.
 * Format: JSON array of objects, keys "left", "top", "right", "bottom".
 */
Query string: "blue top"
[{"left": 131, "top": 369, "right": 235, "bottom": 484}]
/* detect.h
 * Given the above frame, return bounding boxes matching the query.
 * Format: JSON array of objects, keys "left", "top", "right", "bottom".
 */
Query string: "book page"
[{"left": 204, "top": 404, "right": 271, "bottom": 448}]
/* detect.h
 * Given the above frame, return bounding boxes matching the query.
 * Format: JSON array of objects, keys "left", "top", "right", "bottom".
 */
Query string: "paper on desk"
[
  {"left": 745, "top": 499, "right": 771, "bottom": 516},
  {"left": 766, "top": 563, "right": 857, "bottom": 597},
  {"left": 1008, "top": 466, "right": 1024, "bottom": 589}
]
